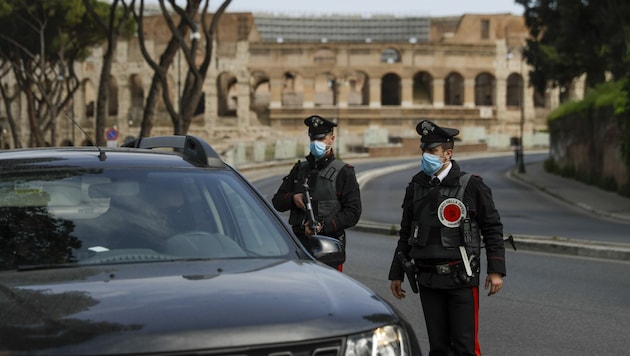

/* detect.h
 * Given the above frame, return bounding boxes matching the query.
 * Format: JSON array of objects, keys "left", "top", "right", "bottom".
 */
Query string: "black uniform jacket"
[
  {"left": 271, "top": 152, "right": 362, "bottom": 238},
  {"left": 388, "top": 160, "right": 506, "bottom": 282}
]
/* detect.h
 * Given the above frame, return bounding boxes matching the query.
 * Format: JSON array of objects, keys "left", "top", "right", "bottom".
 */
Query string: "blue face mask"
[
  {"left": 421, "top": 153, "right": 444, "bottom": 176},
  {"left": 309, "top": 140, "right": 328, "bottom": 158}
]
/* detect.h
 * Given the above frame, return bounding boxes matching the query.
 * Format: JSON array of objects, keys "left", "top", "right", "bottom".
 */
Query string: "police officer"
[
  {"left": 388, "top": 120, "right": 506, "bottom": 355},
  {"left": 272, "top": 115, "right": 362, "bottom": 270}
]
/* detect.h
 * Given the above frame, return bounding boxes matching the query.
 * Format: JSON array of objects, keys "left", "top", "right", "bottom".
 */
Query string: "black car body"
[{"left": 0, "top": 136, "right": 421, "bottom": 355}]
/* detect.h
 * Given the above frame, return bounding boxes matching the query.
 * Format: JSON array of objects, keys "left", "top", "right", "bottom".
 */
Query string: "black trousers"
[{"left": 419, "top": 286, "right": 480, "bottom": 356}]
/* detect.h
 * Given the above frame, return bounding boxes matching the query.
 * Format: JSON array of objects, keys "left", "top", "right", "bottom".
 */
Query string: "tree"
[
  {"left": 0, "top": 0, "right": 107, "bottom": 147},
  {"left": 0, "top": 59, "right": 22, "bottom": 148},
  {"left": 83, "top": 0, "right": 136, "bottom": 146},
  {"left": 517, "top": 0, "right": 630, "bottom": 96},
  {"left": 133, "top": 0, "right": 232, "bottom": 137}
]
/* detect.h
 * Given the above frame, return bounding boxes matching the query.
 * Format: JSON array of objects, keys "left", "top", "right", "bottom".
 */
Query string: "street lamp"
[
  {"left": 518, "top": 52, "right": 526, "bottom": 174},
  {"left": 508, "top": 48, "right": 526, "bottom": 173},
  {"left": 328, "top": 78, "right": 341, "bottom": 156}
]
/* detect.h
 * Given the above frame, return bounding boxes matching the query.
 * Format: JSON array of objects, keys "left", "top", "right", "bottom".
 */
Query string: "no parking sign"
[{"left": 106, "top": 126, "right": 119, "bottom": 147}]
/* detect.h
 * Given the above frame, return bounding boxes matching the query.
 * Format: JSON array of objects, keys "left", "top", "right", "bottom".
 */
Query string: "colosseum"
[{"left": 3, "top": 11, "right": 576, "bottom": 162}]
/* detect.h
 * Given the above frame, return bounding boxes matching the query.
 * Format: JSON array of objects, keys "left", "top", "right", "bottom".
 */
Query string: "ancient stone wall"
[{"left": 549, "top": 107, "right": 628, "bottom": 188}]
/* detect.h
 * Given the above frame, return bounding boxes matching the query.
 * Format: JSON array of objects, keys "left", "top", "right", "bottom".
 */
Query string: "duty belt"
[{"left": 417, "top": 261, "right": 465, "bottom": 275}]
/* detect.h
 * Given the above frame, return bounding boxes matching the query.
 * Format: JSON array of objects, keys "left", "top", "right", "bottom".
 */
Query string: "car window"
[{"left": 0, "top": 168, "right": 292, "bottom": 270}]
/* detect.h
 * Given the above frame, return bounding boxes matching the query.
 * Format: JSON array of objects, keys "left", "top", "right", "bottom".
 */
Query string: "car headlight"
[{"left": 344, "top": 324, "right": 410, "bottom": 356}]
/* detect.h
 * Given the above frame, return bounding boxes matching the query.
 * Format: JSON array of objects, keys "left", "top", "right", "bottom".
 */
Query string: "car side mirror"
[{"left": 309, "top": 235, "right": 345, "bottom": 268}]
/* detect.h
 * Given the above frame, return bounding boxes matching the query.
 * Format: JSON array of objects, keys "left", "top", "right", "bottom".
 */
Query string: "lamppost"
[
  {"left": 328, "top": 78, "right": 341, "bottom": 156},
  {"left": 518, "top": 51, "right": 526, "bottom": 173},
  {"left": 507, "top": 48, "right": 526, "bottom": 173}
]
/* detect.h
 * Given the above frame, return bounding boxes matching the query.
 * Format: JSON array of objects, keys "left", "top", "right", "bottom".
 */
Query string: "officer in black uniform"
[
  {"left": 272, "top": 115, "right": 362, "bottom": 270},
  {"left": 388, "top": 120, "right": 506, "bottom": 356}
]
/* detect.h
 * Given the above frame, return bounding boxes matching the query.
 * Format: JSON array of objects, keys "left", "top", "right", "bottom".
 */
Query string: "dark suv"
[{"left": 0, "top": 135, "right": 421, "bottom": 355}]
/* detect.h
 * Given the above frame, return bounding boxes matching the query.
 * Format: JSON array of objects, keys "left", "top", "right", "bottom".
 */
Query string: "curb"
[
  {"left": 350, "top": 221, "right": 630, "bottom": 261},
  {"left": 242, "top": 152, "right": 630, "bottom": 262}
]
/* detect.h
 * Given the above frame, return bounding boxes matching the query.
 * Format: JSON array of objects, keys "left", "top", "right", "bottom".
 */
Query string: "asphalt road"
[
  {"left": 359, "top": 153, "right": 630, "bottom": 242},
  {"left": 251, "top": 154, "right": 630, "bottom": 355},
  {"left": 343, "top": 230, "right": 630, "bottom": 356}
]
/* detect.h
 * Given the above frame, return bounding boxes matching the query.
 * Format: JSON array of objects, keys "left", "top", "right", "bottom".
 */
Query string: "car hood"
[{"left": 0, "top": 259, "right": 399, "bottom": 354}]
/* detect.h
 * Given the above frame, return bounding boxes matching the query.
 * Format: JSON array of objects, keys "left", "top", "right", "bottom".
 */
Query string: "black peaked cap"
[
  {"left": 416, "top": 120, "right": 459, "bottom": 149},
  {"left": 305, "top": 115, "right": 337, "bottom": 139}
]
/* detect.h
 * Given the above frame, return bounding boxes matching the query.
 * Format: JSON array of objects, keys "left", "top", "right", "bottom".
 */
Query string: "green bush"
[{"left": 548, "top": 80, "right": 627, "bottom": 122}]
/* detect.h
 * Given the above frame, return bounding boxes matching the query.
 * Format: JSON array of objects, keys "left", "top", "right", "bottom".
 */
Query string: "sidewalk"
[
  {"left": 510, "top": 160, "right": 630, "bottom": 222},
  {"left": 507, "top": 160, "right": 630, "bottom": 261}
]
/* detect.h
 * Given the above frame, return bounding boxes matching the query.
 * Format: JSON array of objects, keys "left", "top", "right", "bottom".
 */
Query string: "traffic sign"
[{"left": 106, "top": 127, "right": 119, "bottom": 141}]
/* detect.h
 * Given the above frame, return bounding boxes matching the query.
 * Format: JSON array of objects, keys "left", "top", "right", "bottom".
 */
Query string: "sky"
[{"left": 209, "top": 0, "right": 524, "bottom": 17}]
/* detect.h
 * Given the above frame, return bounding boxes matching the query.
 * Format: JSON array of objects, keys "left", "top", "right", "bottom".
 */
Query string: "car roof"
[{"left": 0, "top": 136, "right": 230, "bottom": 171}]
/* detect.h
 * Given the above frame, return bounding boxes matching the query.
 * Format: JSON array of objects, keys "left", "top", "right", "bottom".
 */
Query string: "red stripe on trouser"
[{"left": 472, "top": 286, "right": 481, "bottom": 356}]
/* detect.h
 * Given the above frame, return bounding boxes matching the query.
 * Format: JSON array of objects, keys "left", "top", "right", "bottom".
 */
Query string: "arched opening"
[
  {"left": 412, "top": 71, "right": 433, "bottom": 105},
  {"left": 380, "top": 48, "right": 401, "bottom": 64},
  {"left": 444, "top": 72, "right": 464, "bottom": 106},
  {"left": 281, "top": 72, "right": 304, "bottom": 107},
  {"left": 250, "top": 71, "right": 270, "bottom": 108},
  {"left": 506, "top": 73, "right": 523, "bottom": 107},
  {"left": 217, "top": 72, "right": 238, "bottom": 117},
  {"left": 346, "top": 71, "right": 369, "bottom": 106},
  {"left": 314, "top": 73, "right": 336, "bottom": 107},
  {"left": 474, "top": 72, "right": 495, "bottom": 106},
  {"left": 83, "top": 79, "right": 96, "bottom": 119},
  {"left": 381, "top": 73, "right": 401, "bottom": 106},
  {"left": 128, "top": 74, "right": 144, "bottom": 127}
]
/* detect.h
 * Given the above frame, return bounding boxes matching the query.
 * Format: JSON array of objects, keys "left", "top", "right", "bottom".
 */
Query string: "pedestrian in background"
[
  {"left": 272, "top": 115, "right": 361, "bottom": 271},
  {"left": 388, "top": 120, "right": 506, "bottom": 355}
]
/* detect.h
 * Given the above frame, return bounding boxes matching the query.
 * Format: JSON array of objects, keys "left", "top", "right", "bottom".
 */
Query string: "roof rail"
[{"left": 122, "top": 135, "right": 225, "bottom": 168}]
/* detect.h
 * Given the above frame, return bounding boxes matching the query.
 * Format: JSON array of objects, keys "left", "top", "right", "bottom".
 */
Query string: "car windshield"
[{"left": 0, "top": 167, "right": 292, "bottom": 269}]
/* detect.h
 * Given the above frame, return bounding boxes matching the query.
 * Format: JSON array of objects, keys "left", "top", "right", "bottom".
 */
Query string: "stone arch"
[
  {"left": 345, "top": 70, "right": 369, "bottom": 106},
  {"left": 412, "top": 71, "right": 433, "bottom": 105},
  {"left": 108, "top": 75, "right": 119, "bottom": 116},
  {"left": 282, "top": 71, "right": 304, "bottom": 107},
  {"left": 381, "top": 72, "right": 401, "bottom": 106},
  {"left": 444, "top": 72, "right": 464, "bottom": 106},
  {"left": 380, "top": 47, "right": 401, "bottom": 64},
  {"left": 474, "top": 72, "right": 495, "bottom": 106},
  {"left": 506, "top": 73, "right": 523, "bottom": 107},
  {"left": 82, "top": 79, "right": 96, "bottom": 119},
  {"left": 314, "top": 72, "right": 336, "bottom": 106},
  {"left": 128, "top": 74, "right": 144, "bottom": 127},
  {"left": 250, "top": 71, "right": 270, "bottom": 108},
  {"left": 217, "top": 71, "right": 238, "bottom": 117}
]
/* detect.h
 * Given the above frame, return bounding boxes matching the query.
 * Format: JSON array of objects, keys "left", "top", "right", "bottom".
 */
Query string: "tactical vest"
[
  {"left": 410, "top": 173, "right": 482, "bottom": 260},
  {"left": 288, "top": 159, "right": 345, "bottom": 228}
]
